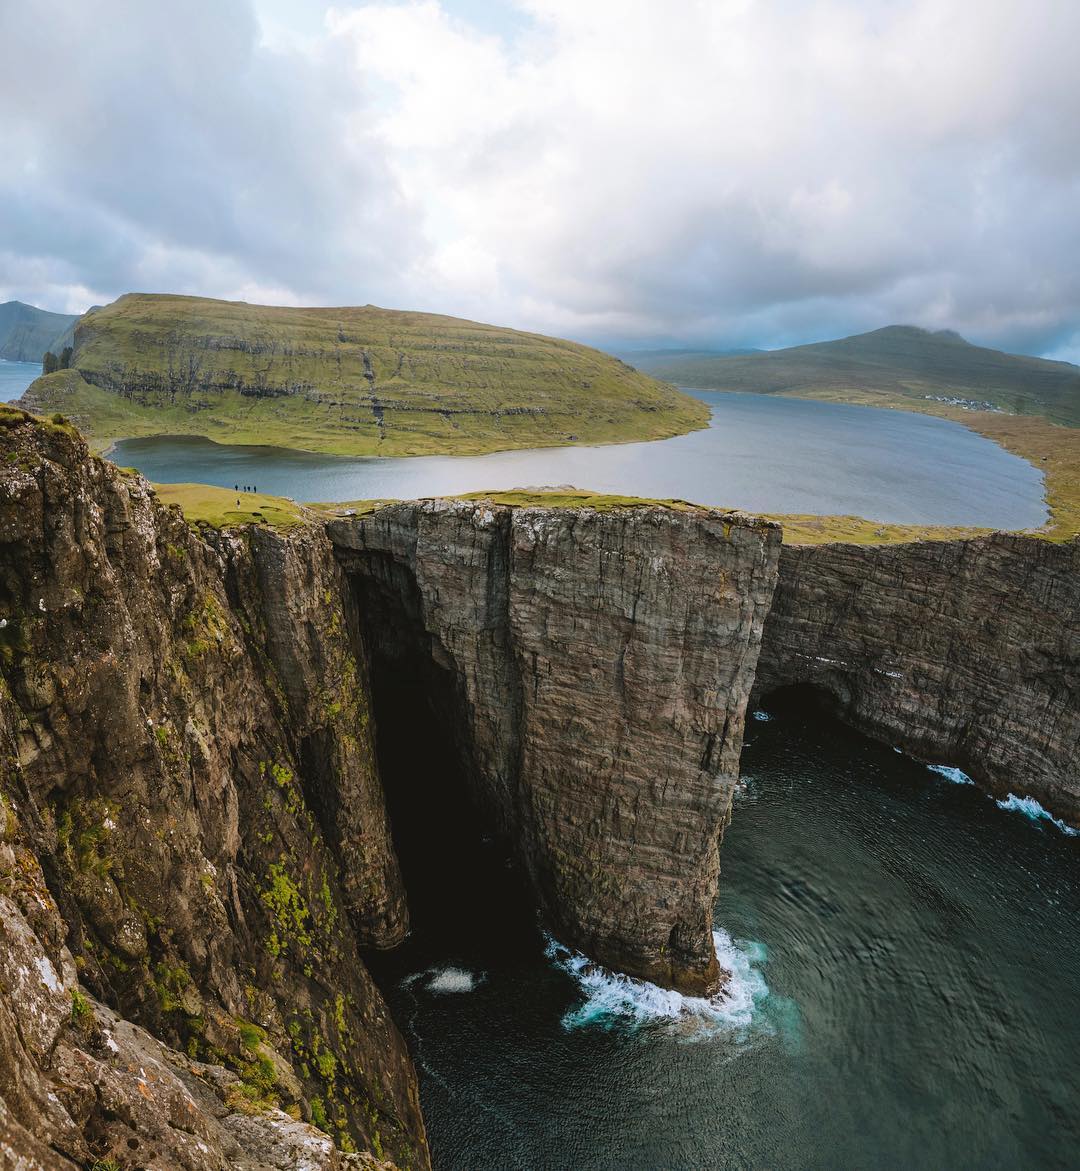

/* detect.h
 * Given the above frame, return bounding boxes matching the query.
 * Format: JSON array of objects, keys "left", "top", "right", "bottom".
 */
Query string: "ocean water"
[
  {"left": 0, "top": 359, "right": 40, "bottom": 402},
  {"left": 367, "top": 701, "right": 1080, "bottom": 1170},
  {"left": 111, "top": 390, "right": 1048, "bottom": 527}
]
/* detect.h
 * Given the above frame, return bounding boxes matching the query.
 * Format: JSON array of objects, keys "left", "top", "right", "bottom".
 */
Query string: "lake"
[
  {"left": 111, "top": 390, "right": 1048, "bottom": 528},
  {"left": 366, "top": 699, "right": 1080, "bottom": 1170},
  {"left": 0, "top": 359, "right": 41, "bottom": 402}
]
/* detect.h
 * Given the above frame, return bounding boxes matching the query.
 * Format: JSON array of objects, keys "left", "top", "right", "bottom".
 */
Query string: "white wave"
[
  {"left": 927, "top": 763, "right": 975, "bottom": 785},
  {"left": 996, "top": 793, "right": 1079, "bottom": 837},
  {"left": 750, "top": 710, "right": 772, "bottom": 722},
  {"left": 546, "top": 928, "right": 770, "bottom": 1039},
  {"left": 402, "top": 965, "right": 484, "bottom": 994},
  {"left": 733, "top": 777, "right": 755, "bottom": 803}
]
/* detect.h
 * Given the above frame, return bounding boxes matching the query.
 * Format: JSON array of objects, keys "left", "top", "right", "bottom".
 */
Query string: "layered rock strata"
[
  {"left": 3, "top": 404, "right": 1078, "bottom": 1166},
  {"left": 329, "top": 500, "right": 781, "bottom": 994},
  {"left": 0, "top": 412, "right": 424, "bottom": 1169},
  {"left": 754, "top": 534, "right": 1080, "bottom": 825}
]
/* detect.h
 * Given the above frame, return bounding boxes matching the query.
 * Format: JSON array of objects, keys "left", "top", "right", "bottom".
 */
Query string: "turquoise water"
[
  {"left": 0, "top": 359, "right": 40, "bottom": 402},
  {"left": 111, "top": 391, "right": 1047, "bottom": 527},
  {"left": 367, "top": 701, "right": 1080, "bottom": 1170}
]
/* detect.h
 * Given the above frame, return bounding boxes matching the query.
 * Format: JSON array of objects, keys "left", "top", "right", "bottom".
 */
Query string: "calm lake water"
[
  {"left": 111, "top": 391, "right": 1047, "bottom": 527},
  {"left": 0, "top": 359, "right": 40, "bottom": 401},
  {"left": 367, "top": 700, "right": 1080, "bottom": 1171}
]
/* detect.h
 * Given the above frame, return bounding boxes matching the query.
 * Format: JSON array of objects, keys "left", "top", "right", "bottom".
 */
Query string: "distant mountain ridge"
[
  {"left": 0, "top": 301, "right": 79, "bottom": 364},
  {"left": 633, "top": 325, "right": 1080, "bottom": 426}
]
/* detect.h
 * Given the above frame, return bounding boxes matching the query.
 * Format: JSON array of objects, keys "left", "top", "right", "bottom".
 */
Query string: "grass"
[
  {"left": 761, "top": 513, "right": 989, "bottom": 545},
  {"left": 632, "top": 323, "right": 1080, "bottom": 541},
  {"left": 19, "top": 293, "right": 708, "bottom": 456},
  {"left": 634, "top": 325, "right": 1080, "bottom": 426},
  {"left": 314, "top": 489, "right": 701, "bottom": 518},
  {"left": 777, "top": 388, "right": 1080, "bottom": 539},
  {"left": 153, "top": 483, "right": 307, "bottom": 530},
  {"left": 457, "top": 488, "right": 701, "bottom": 512},
  {"left": 315, "top": 482, "right": 1051, "bottom": 547}
]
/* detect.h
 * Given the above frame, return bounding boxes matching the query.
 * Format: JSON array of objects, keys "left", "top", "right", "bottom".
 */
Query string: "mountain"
[
  {"left": 617, "top": 346, "right": 764, "bottom": 361},
  {"left": 19, "top": 293, "right": 708, "bottom": 456},
  {"left": 0, "top": 300, "right": 79, "bottom": 363},
  {"left": 632, "top": 325, "right": 1080, "bottom": 426}
]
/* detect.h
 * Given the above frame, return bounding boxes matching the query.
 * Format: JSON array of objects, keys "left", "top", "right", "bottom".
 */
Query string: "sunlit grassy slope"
[
  {"left": 19, "top": 293, "right": 708, "bottom": 456},
  {"left": 633, "top": 325, "right": 1080, "bottom": 427},
  {"left": 152, "top": 483, "right": 308, "bottom": 530}
]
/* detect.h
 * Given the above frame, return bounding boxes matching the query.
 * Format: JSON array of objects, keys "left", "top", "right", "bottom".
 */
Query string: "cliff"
[
  {"left": 18, "top": 293, "right": 708, "bottom": 457},
  {"left": 0, "top": 408, "right": 424, "bottom": 1169},
  {"left": 329, "top": 500, "right": 780, "bottom": 994},
  {"left": 754, "top": 534, "right": 1080, "bottom": 824},
  {"left": 0, "top": 411, "right": 779, "bottom": 1164},
  {"left": 2, "top": 404, "right": 1077, "bottom": 1166}
]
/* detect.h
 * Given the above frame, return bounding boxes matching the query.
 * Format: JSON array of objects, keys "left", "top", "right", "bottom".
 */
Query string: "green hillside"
[
  {"left": 0, "top": 301, "right": 78, "bottom": 364},
  {"left": 635, "top": 325, "right": 1080, "bottom": 426},
  {"left": 19, "top": 293, "right": 707, "bottom": 456}
]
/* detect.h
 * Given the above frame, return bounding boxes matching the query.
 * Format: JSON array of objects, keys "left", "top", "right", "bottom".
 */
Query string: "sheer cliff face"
[
  {"left": 4, "top": 406, "right": 1077, "bottom": 1167},
  {"left": 754, "top": 534, "right": 1080, "bottom": 825},
  {"left": 329, "top": 501, "right": 781, "bottom": 995},
  {"left": 0, "top": 414, "right": 423, "bottom": 1169},
  {"left": 0, "top": 414, "right": 780, "bottom": 1164}
]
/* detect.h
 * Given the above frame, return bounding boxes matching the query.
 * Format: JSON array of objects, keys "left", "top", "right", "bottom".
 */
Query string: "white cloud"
[{"left": 2, "top": 0, "right": 1080, "bottom": 354}]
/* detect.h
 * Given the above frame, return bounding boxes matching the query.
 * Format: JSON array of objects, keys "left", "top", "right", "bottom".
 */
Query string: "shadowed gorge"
[
  {"left": 328, "top": 499, "right": 781, "bottom": 994},
  {"left": 0, "top": 407, "right": 1077, "bottom": 1168}
]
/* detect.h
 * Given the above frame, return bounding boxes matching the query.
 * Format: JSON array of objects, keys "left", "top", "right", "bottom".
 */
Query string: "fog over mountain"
[{"left": 3, "top": 0, "right": 1080, "bottom": 360}]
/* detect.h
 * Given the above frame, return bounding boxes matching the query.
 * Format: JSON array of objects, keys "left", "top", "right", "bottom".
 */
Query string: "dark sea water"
[
  {"left": 0, "top": 359, "right": 40, "bottom": 401},
  {"left": 367, "top": 702, "right": 1080, "bottom": 1171},
  {"left": 111, "top": 391, "right": 1048, "bottom": 527}
]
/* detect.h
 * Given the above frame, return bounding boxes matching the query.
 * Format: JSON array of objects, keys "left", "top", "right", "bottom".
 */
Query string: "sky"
[{"left": 2, "top": 0, "right": 1080, "bottom": 359}]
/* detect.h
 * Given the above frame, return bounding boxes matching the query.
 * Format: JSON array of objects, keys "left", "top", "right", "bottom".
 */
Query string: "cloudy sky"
[{"left": 2, "top": 0, "right": 1079, "bottom": 357}]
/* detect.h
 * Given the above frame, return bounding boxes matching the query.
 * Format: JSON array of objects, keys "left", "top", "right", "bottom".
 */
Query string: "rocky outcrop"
[
  {"left": 0, "top": 410, "right": 425, "bottom": 1169},
  {"left": 4, "top": 400, "right": 1078, "bottom": 1165},
  {"left": 0, "top": 806, "right": 397, "bottom": 1171},
  {"left": 329, "top": 500, "right": 781, "bottom": 994},
  {"left": 0, "top": 411, "right": 780, "bottom": 1164},
  {"left": 754, "top": 533, "right": 1080, "bottom": 825}
]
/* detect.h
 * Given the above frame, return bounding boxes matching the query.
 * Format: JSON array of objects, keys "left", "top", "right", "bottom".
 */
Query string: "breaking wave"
[
  {"left": 996, "top": 793, "right": 1079, "bottom": 837},
  {"left": 403, "top": 965, "right": 485, "bottom": 994},
  {"left": 545, "top": 928, "right": 770, "bottom": 1039},
  {"left": 927, "top": 763, "right": 975, "bottom": 785},
  {"left": 751, "top": 710, "right": 773, "bottom": 722}
]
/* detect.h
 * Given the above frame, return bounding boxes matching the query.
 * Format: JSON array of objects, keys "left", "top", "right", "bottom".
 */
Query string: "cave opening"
[
  {"left": 344, "top": 563, "right": 536, "bottom": 966},
  {"left": 754, "top": 681, "right": 845, "bottom": 721}
]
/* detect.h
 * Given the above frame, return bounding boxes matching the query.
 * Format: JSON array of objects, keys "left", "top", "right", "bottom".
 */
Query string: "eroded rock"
[{"left": 330, "top": 499, "right": 781, "bottom": 993}]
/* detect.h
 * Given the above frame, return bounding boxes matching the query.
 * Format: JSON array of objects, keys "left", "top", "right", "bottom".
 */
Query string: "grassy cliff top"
[
  {"left": 19, "top": 293, "right": 707, "bottom": 457},
  {"left": 308, "top": 489, "right": 992, "bottom": 545},
  {"left": 633, "top": 325, "right": 1080, "bottom": 427},
  {"left": 151, "top": 483, "right": 308, "bottom": 530}
]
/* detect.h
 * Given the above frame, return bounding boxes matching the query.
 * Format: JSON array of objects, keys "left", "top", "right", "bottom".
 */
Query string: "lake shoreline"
[{"left": 110, "top": 390, "right": 1047, "bottom": 533}]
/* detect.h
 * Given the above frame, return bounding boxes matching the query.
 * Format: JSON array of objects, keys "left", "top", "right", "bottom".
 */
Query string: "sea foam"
[
  {"left": 403, "top": 965, "right": 484, "bottom": 994},
  {"left": 546, "top": 928, "right": 769, "bottom": 1039},
  {"left": 996, "top": 793, "right": 1079, "bottom": 837},
  {"left": 927, "top": 763, "right": 975, "bottom": 785}
]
